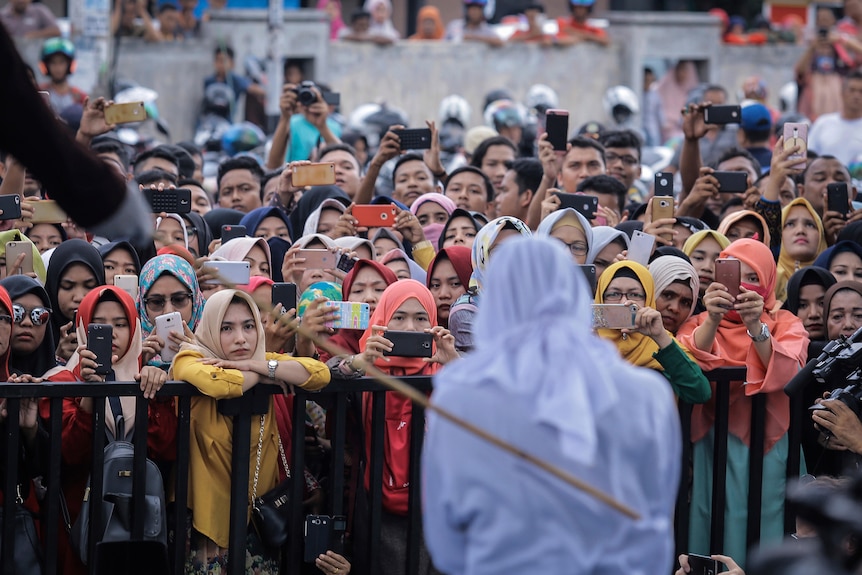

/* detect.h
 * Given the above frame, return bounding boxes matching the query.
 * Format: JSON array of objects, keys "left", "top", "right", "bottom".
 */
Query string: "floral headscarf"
[
  {"left": 137, "top": 254, "right": 205, "bottom": 338},
  {"left": 469, "top": 216, "right": 531, "bottom": 292}
]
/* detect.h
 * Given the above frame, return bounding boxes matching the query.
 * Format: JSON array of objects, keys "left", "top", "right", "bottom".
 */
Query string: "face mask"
[
  {"left": 726, "top": 281, "right": 768, "bottom": 323},
  {"left": 422, "top": 223, "right": 445, "bottom": 248}
]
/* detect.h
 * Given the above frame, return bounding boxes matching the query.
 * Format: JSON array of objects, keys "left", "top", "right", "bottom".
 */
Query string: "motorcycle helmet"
[
  {"left": 221, "top": 122, "right": 266, "bottom": 157},
  {"left": 602, "top": 85, "right": 639, "bottom": 124},
  {"left": 483, "top": 88, "right": 514, "bottom": 113},
  {"left": 203, "top": 82, "right": 236, "bottom": 120},
  {"left": 439, "top": 95, "right": 471, "bottom": 128},
  {"left": 484, "top": 99, "right": 525, "bottom": 131},
  {"left": 525, "top": 84, "right": 559, "bottom": 116},
  {"left": 347, "top": 102, "right": 409, "bottom": 152},
  {"left": 40, "top": 37, "right": 76, "bottom": 76},
  {"left": 779, "top": 81, "right": 798, "bottom": 114}
]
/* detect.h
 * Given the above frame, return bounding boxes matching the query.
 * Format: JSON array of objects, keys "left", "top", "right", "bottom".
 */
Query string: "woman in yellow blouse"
[{"left": 171, "top": 289, "right": 330, "bottom": 573}]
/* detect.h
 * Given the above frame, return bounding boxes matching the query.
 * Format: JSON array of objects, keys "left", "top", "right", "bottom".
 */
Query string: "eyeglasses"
[
  {"left": 144, "top": 292, "right": 193, "bottom": 312},
  {"left": 12, "top": 304, "right": 51, "bottom": 326},
  {"left": 605, "top": 152, "right": 639, "bottom": 167},
  {"left": 603, "top": 291, "right": 646, "bottom": 302},
  {"left": 559, "top": 240, "right": 588, "bottom": 256}
]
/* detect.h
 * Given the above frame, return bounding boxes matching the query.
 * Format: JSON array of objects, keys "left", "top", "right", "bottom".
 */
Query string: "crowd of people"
[{"left": 7, "top": 1, "right": 862, "bottom": 575}]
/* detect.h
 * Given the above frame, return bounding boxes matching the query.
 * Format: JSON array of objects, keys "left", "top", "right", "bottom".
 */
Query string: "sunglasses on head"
[{"left": 12, "top": 304, "right": 52, "bottom": 326}]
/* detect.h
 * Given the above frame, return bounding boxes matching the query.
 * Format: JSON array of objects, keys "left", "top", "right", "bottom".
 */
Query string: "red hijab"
[
  {"left": 323, "top": 260, "right": 397, "bottom": 360},
  {"left": 426, "top": 246, "right": 472, "bottom": 291},
  {"left": 0, "top": 287, "right": 12, "bottom": 381}
]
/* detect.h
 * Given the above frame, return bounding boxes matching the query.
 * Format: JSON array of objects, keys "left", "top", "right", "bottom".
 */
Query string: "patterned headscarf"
[
  {"left": 469, "top": 216, "right": 531, "bottom": 292},
  {"left": 137, "top": 254, "right": 205, "bottom": 338}
]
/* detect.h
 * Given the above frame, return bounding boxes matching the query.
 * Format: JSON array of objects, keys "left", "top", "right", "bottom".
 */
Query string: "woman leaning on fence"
[
  {"left": 676, "top": 239, "right": 808, "bottom": 568},
  {"left": 170, "top": 289, "right": 330, "bottom": 573}
]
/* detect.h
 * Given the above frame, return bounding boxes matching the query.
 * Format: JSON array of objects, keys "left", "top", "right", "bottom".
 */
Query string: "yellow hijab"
[
  {"left": 594, "top": 260, "right": 694, "bottom": 371},
  {"left": 776, "top": 198, "right": 828, "bottom": 302},
  {"left": 682, "top": 229, "right": 730, "bottom": 256}
]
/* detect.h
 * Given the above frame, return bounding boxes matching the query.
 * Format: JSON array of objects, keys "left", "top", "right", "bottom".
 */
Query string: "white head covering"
[
  {"left": 648, "top": 255, "right": 700, "bottom": 322},
  {"left": 587, "top": 226, "right": 629, "bottom": 265},
  {"left": 536, "top": 208, "right": 593, "bottom": 251},
  {"left": 333, "top": 236, "right": 377, "bottom": 260},
  {"left": 436, "top": 237, "right": 620, "bottom": 466},
  {"left": 156, "top": 213, "right": 190, "bottom": 249},
  {"left": 302, "top": 199, "right": 347, "bottom": 237},
  {"left": 293, "top": 233, "right": 337, "bottom": 249}
]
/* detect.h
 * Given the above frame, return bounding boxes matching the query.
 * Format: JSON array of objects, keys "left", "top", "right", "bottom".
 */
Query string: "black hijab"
[
  {"left": 782, "top": 266, "right": 837, "bottom": 317},
  {"left": 0, "top": 276, "right": 56, "bottom": 377},
  {"left": 203, "top": 208, "right": 244, "bottom": 240},
  {"left": 98, "top": 240, "right": 142, "bottom": 275},
  {"left": 438, "top": 208, "right": 482, "bottom": 251},
  {"left": 287, "top": 185, "right": 350, "bottom": 239},
  {"left": 45, "top": 239, "right": 106, "bottom": 346},
  {"left": 181, "top": 211, "right": 214, "bottom": 258}
]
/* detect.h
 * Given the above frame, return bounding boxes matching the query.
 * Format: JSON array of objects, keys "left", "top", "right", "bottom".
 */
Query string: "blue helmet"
[{"left": 221, "top": 122, "right": 266, "bottom": 157}]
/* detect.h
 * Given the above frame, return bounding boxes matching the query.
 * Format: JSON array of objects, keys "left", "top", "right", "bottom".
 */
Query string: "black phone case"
[
  {"left": 394, "top": 128, "right": 433, "bottom": 150},
  {"left": 304, "top": 515, "right": 330, "bottom": 563},
  {"left": 87, "top": 324, "right": 113, "bottom": 375},
  {"left": 384, "top": 331, "right": 433, "bottom": 358},
  {"left": 272, "top": 282, "right": 298, "bottom": 311},
  {"left": 654, "top": 172, "right": 673, "bottom": 196},
  {"left": 545, "top": 114, "right": 569, "bottom": 151},
  {"left": 0, "top": 194, "right": 22, "bottom": 221},
  {"left": 687, "top": 554, "right": 719, "bottom": 575},
  {"left": 713, "top": 171, "right": 748, "bottom": 193},
  {"left": 827, "top": 183, "right": 850, "bottom": 216},
  {"left": 221, "top": 225, "right": 248, "bottom": 244},
  {"left": 578, "top": 264, "right": 597, "bottom": 293},
  {"left": 337, "top": 253, "right": 357, "bottom": 273},
  {"left": 144, "top": 188, "right": 192, "bottom": 214},
  {"left": 704, "top": 105, "right": 741, "bottom": 125},
  {"left": 553, "top": 192, "right": 597, "bottom": 220}
]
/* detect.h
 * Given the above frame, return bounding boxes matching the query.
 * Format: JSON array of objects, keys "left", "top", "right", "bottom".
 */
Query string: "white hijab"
[
  {"left": 536, "top": 208, "right": 593, "bottom": 251},
  {"left": 435, "top": 237, "right": 620, "bottom": 466},
  {"left": 587, "top": 226, "right": 629, "bottom": 265},
  {"left": 302, "top": 199, "right": 347, "bottom": 237},
  {"left": 648, "top": 255, "right": 700, "bottom": 323}
]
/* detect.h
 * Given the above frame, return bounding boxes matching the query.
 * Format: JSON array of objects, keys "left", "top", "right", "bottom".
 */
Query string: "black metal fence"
[{"left": 0, "top": 369, "right": 812, "bottom": 574}]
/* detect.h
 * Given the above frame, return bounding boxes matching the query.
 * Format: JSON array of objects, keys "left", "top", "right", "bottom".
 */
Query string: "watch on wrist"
[
  {"left": 747, "top": 322, "right": 770, "bottom": 342},
  {"left": 267, "top": 359, "right": 278, "bottom": 380}
]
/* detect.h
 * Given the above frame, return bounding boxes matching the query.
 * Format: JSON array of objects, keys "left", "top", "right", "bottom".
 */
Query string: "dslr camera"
[
  {"left": 808, "top": 329, "right": 862, "bottom": 436},
  {"left": 293, "top": 81, "right": 341, "bottom": 108}
]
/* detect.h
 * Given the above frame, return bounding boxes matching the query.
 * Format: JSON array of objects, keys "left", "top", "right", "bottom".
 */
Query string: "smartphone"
[
  {"left": 687, "top": 553, "right": 719, "bottom": 575},
  {"left": 87, "top": 324, "right": 113, "bottom": 375},
  {"left": 827, "top": 182, "right": 850, "bottom": 216},
  {"left": 0, "top": 195, "right": 22, "bottom": 221},
  {"left": 627, "top": 230, "right": 655, "bottom": 266},
  {"left": 143, "top": 188, "right": 192, "bottom": 214},
  {"left": 292, "top": 163, "right": 336, "bottom": 187},
  {"left": 104, "top": 102, "right": 146, "bottom": 125},
  {"left": 650, "top": 196, "right": 675, "bottom": 243},
  {"left": 220, "top": 224, "right": 248, "bottom": 244},
  {"left": 577, "top": 264, "right": 597, "bottom": 294},
  {"left": 545, "top": 109, "right": 570, "bottom": 152},
  {"left": 393, "top": 128, "right": 433, "bottom": 150},
  {"left": 591, "top": 303, "right": 638, "bottom": 330},
  {"left": 654, "top": 172, "right": 673, "bottom": 196},
  {"left": 202, "top": 261, "right": 251, "bottom": 285},
  {"left": 303, "top": 515, "right": 331, "bottom": 563},
  {"left": 713, "top": 171, "right": 748, "bottom": 193},
  {"left": 330, "top": 515, "right": 346, "bottom": 555},
  {"left": 272, "top": 282, "right": 298, "bottom": 312},
  {"left": 154, "top": 312, "right": 183, "bottom": 362},
  {"left": 113, "top": 274, "right": 139, "bottom": 300},
  {"left": 38, "top": 90, "right": 51, "bottom": 106},
  {"left": 384, "top": 331, "right": 433, "bottom": 358},
  {"left": 337, "top": 253, "right": 358, "bottom": 273},
  {"left": 30, "top": 199, "right": 67, "bottom": 224},
  {"left": 5, "top": 241, "right": 33, "bottom": 276},
  {"left": 552, "top": 192, "right": 598, "bottom": 220},
  {"left": 295, "top": 249, "right": 337, "bottom": 270},
  {"left": 703, "top": 104, "right": 741, "bottom": 125},
  {"left": 783, "top": 122, "right": 808, "bottom": 171},
  {"left": 352, "top": 204, "right": 397, "bottom": 228},
  {"left": 323, "top": 301, "right": 370, "bottom": 330},
  {"left": 714, "top": 258, "right": 741, "bottom": 299}
]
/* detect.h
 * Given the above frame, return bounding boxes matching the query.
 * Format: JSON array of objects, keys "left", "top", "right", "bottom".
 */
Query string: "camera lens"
[{"left": 660, "top": 178, "right": 668, "bottom": 186}]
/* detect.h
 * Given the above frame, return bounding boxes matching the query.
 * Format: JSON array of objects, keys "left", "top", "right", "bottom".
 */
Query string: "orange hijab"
[{"left": 409, "top": 5, "right": 444, "bottom": 40}]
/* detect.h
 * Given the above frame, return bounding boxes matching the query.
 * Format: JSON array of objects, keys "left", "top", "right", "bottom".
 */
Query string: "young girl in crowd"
[
  {"left": 426, "top": 246, "right": 472, "bottom": 328},
  {"left": 211, "top": 236, "right": 273, "bottom": 280},
  {"left": 812, "top": 240, "right": 862, "bottom": 283},
  {"left": 0, "top": 275, "right": 57, "bottom": 377},
  {"left": 381, "top": 248, "right": 427, "bottom": 283},
  {"left": 438, "top": 208, "right": 482, "bottom": 250},
  {"left": 98, "top": 240, "right": 141, "bottom": 285},
  {"left": 683, "top": 229, "right": 730, "bottom": 305},
  {"left": 587, "top": 226, "right": 629, "bottom": 280},
  {"left": 776, "top": 198, "right": 828, "bottom": 302}
]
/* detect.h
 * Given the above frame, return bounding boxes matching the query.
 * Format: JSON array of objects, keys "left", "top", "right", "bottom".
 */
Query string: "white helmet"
[
  {"left": 779, "top": 81, "right": 798, "bottom": 114},
  {"left": 439, "top": 95, "right": 471, "bottom": 128},
  {"left": 483, "top": 99, "right": 526, "bottom": 131},
  {"left": 525, "top": 84, "right": 559, "bottom": 114},
  {"left": 602, "top": 85, "right": 639, "bottom": 124}
]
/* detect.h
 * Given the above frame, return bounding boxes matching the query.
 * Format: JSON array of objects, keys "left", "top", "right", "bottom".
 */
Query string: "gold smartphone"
[
  {"left": 30, "top": 200, "right": 68, "bottom": 224},
  {"left": 104, "top": 102, "right": 146, "bottom": 125},
  {"left": 5, "top": 241, "right": 33, "bottom": 276},
  {"left": 292, "top": 163, "right": 336, "bottom": 187},
  {"left": 650, "top": 196, "right": 675, "bottom": 243}
]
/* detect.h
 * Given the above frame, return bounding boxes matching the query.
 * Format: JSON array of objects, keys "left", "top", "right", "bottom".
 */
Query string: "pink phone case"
[{"left": 783, "top": 122, "right": 808, "bottom": 170}]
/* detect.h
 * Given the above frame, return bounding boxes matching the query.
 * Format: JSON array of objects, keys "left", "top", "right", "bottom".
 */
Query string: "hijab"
[
  {"left": 98, "top": 240, "right": 142, "bottom": 275},
  {"left": 595, "top": 260, "right": 688, "bottom": 371},
  {"left": 137, "top": 254, "right": 205, "bottom": 339},
  {"left": 587, "top": 226, "right": 629, "bottom": 264},
  {"left": 0, "top": 286, "right": 14, "bottom": 381},
  {"left": 364, "top": 0, "right": 399, "bottom": 38},
  {"left": 293, "top": 233, "right": 337, "bottom": 250},
  {"left": 777, "top": 198, "right": 828, "bottom": 302},
  {"left": 181, "top": 211, "right": 214, "bottom": 259},
  {"left": 649, "top": 255, "right": 700, "bottom": 322},
  {"left": 0, "top": 276, "right": 55, "bottom": 377},
  {"left": 239, "top": 206, "right": 292, "bottom": 242},
  {"left": 813, "top": 241, "right": 862, "bottom": 271},
  {"left": 267, "top": 237, "right": 292, "bottom": 282},
  {"left": 45, "top": 239, "right": 106, "bottom": 347},
  {"left": 203, "top": 208, "right": 245, "bottom": 240},
  {"left": 615, "top": 220, "right": 643, "bottom": 238},
  {"left": 62, "top": 286, "right": 142, "bottom": 438},
  {"left": 316, "top": 0, "right": 345, "bottom": 39},
  {"left": 682, "top": 229, "right": 731, "bottom": 256},
  {"left": 409, "top": 5, "right": 444, "bottom": 40},
  {"left": 411, "top": 193, "right": 456, "bottom": 247},
  {"left": 373, "top": 228, "right": 406, "bottom": 254},
  {"left": 469, "top": 216, "right": 532, "bottom": 292},
  {"left": 358, "top": 280, "right": 438, "bottom": 375},
  {"left": 717, "top": 209, "right": 771, "bottom": 246},
  {"left": 427, "top": 246, "right": 472, "bottom": 292},
  {"left": 0, "top": 230, "right": 46, "bottom": 283},
  {"left": 438, "top": 208, "right": 482, "bottom": 251},
  {"left": 438, "top": 237, "right": 623, "bottom": 466},
  {"left": 823, "top": 280, "right": 862, "bottom": 327},
  {"left": 327, "top": 259, "right": 398, "bottom": 356},
  {"left": 155, "top": 213, "right": 189, "bottom": 249},
  {"left": 783, "top": 267, "right": 836, "bottom": 316},
  {"left": 302, "top": 199, "right": 347, "bottom": 237},
  {"left": 288, "top": 186, "right": 350, "bottom": 238},
  {"left": 333, "top": 236, "right": 376, "bottom": 260},
  {"left": 211, "top": 236, "right": 272, "bottom": 281},
  {"left": 239, "top": 275, "right": 274, "bottom": 296},
  {"left": 536, "top": 208, "right": 593, "bottom": 253},
  {"left": 380, "top": 249, "right": 427, "bottom": 284},
  {"left": 837, "top": 220, "right": 862, "bottom": 244}
]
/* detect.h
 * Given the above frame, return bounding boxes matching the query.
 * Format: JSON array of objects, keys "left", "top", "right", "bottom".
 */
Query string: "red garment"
[
  {"left": 555, "top": 17, "right": 607, "bottom": 40},
  {"left": 358, "top": 281, "right": 439, "bottom": 515},
  {"left": 508, "top": 29, "right": 550, "bottom": 43},
  {"left": 426, "top": 246, "right": 472, "bottom": 291}
]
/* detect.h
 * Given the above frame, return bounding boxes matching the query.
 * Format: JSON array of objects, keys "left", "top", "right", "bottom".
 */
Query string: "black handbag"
[
  {"left": 0, "top": 493, "right": 44, "bottom": 575},
  {"left": 250, "top": 413, "right": 293, "bottom": 550}
]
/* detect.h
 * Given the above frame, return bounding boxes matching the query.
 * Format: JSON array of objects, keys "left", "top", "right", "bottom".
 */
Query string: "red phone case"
[{"left": 353, "top": 205, "right": 397, "bottom": 228}]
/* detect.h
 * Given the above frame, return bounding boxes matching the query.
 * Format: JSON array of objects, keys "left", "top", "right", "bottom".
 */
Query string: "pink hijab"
[{"left": 317, "top": 0, "right": 346, "bottom": 39}]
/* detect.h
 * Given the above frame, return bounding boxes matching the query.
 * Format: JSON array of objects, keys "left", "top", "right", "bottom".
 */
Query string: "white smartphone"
[
  {"left": 113, "top": 274, "right": 139, "bottom": 300},
  {"left": 627, "top": 230, "right": 655, "bottom": 266},
  {"left": 154, "top": 312, "right": 183, "bottom": 362},
  {"left": 202, "top": 261, "right": 251, "bottom": 285}
]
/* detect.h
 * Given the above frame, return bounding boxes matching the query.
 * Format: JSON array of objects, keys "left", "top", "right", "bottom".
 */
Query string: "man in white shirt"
[{"left": 809, "top": 71, "right": 862, "bottom": 166}]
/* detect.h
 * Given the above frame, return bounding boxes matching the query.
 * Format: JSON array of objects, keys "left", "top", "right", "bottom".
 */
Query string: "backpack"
[{"left": 70, "top": 396, "right": 167, "bottom": 564}]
